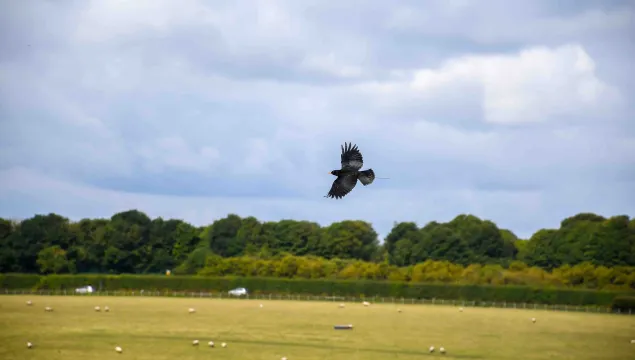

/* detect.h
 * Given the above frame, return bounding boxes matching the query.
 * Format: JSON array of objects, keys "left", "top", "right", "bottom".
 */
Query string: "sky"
[{"left": 0, "top": 0, "right": 634, "bottom": 240}]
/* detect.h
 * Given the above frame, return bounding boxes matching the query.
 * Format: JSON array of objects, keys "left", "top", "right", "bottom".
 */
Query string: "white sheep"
[
  {"left": 362, "top": 301, "right": 370, "bottom": 307},
  {"left": 115, "top": 346, "right": 122, "bottom": 353},
  {"left": 397, "top": 308, "right": 402, "bottom": 313},
  {"left": 26, "top": 300, "right": 33, "bottom": 306},
  {"left": 221, "top": 342, "right": 227, "bottom": 348},
  {"left": 440, "top": 347, "right": 446, "bottom": 354},
  {"left": 94, "top": 306, "right": 101, "bottom": 312},
  {"left": 192, "top": 340, "right": 199, "bottom": 346},
  {"left": 459, "top": 307, "right": 463, "bottom": 312},
  {"left": 531, "top": 317, "right": 536, "bottom": 323},
  {"left": 104, "top": 306, "right": 110, "bottom": 312},
  {"left": 259, "top": 303, "right": 263, "bottom": 308},
  {"left": 27, "top": 342, "right": 33, "bottom": 349},
  {"left": 188, "top": 308, "right": 196, "bottom": 314},
  {"left": 338, "top": 303, "right": 345, "bottom": 308},
  {"left": 281, "top": 357, "right": 287, "bottom": 360},
  {"left": 429, "top": 346, "right": 434, "bottom": 353},
  {"left": 208, "top": 341, "right": 215, "bottom": 347},
  {"left": 44, "top": 306, "right": 53, "bottom": 312}
]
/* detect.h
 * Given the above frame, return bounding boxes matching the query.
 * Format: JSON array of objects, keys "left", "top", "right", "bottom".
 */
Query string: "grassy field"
[{"left": 0, "top": 296, "right": 633, "bottom": 360}]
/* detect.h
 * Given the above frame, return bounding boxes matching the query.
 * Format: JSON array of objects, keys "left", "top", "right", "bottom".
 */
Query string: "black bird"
[{"left": 325, "top": 142, "right": 376, "bottom": 199}]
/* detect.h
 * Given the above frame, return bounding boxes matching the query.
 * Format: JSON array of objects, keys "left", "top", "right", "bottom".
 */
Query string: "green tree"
[
  {"left": 205, "top": 214, "right": 243, "bottom": 257},
  {"left": 36, "top": 245, "right": 74, "bottom": 274},
  {"left": 321, "top": 220, "right": 379, "bottom": 260},
  {"left": 447, "top": 214, "right": 506, "bottom": 261}
]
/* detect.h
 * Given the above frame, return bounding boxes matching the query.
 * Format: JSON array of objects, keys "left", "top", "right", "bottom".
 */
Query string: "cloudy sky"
[{"left": 1, "top": 0, "right": 634, "bottom": 240}]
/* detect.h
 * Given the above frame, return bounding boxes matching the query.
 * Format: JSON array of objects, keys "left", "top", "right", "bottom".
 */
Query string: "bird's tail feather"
[{"left": 358, "top": 169, "right": 375, "bottom": 186}]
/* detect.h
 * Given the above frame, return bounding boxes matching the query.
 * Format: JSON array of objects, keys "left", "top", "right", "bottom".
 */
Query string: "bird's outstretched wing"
[
  {"left": 340, "top": 142, "right": 363, "bottom": 171},
  {"left": 358, "top": 169, "right": 375, "bottom": 186},
  {"left": 325, "top": 174, "right": 358, "bottom": 199}
]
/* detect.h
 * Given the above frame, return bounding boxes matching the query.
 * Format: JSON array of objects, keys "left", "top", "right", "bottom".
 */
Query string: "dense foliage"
[
  {"left": 611, "top": 296, "right": 635, "bottom": 312},
  {"left": 0, "top": 273, "right": 625, "bottom": 307},
  {"left": 0, "top": 210, "right": 634, "bottom": 291}
]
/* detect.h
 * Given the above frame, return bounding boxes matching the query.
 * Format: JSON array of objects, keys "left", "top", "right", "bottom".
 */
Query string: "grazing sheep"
[
  {"left": 44, "top": 306, "right": 53, "bottom": 312},
  {"left": 281, "top": 357, "right": 287, "bottom": 360},
  {"left": 221, "top": 342, "right": 227, "bottom": 348},
  {"left": 397, "top": 308, "right": 402, "bottom": 313},
  {"left": 440, "top": 347, "right": 446, "bottom": 354},
  {"left": 338, "top": 303, "right": 345, "bottom": 308},
  {"left": 259, "top": 303, "right": 263, "bottom": 308},
  {"left": 188, "top": 308, "right": 196, "bottom": 314},
  {"left": 115, "top": 346, "right": 122, "bottom": 353},
  {"left": 362, "top": 301, "right": 370, "bottom": 307},
  {"left": 94, "top": 306, "right": 101, "bottom": 312},
  {"left": 429, "top": 346, "right": 435, "bottom": 353},
  {"left": 208, "top": 341, "right": 215, "bottom": 347},
  {"left": 27, "top": 342, "right": 33, "bottom": 349},
  {"left": 192, "top": 340, "right": 199, "bottom": 346},
  {"left": 26, "top": 300, "right": 33, "bottom": 306},
  {"left": 459, "top": 307, "right": 463, "bottom": 312},
  {"left": 531, "top": 317, "right": 536, "bottom": 323},
  {"left": 104, "top": 306, "right": 110, "bottom": 312}
]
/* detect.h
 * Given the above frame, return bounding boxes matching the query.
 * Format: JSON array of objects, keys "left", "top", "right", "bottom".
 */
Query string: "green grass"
[{"left": 0, "top": 296, "right": 634, "bottom": 360}]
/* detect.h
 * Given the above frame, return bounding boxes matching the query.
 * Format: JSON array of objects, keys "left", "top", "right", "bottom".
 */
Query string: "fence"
[{"left": 2, "top": 288, "right": 632, "bottom": 315}]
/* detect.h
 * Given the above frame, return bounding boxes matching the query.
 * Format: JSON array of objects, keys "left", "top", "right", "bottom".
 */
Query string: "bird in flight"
[{"left": 325, "top": 142, "right": 376, "bottom": 199}]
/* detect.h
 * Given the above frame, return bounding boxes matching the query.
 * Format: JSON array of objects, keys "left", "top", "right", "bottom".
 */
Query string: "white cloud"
[
  {"left": 74, "top": 0, "right": 212, "bottom": 43},
  {"left": 135, "top": 137, "right": 221, "bottom": 173},
  {"left": 300, "top": 53, "right": 365, "bottom": 79},
  {"left": 354, "top": 44, "right": 619, "bottom": 125}
]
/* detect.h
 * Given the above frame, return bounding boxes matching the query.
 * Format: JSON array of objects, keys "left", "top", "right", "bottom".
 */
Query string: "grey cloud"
[{"left": 0, "top": 0, "right": 634, "bottom": 240}]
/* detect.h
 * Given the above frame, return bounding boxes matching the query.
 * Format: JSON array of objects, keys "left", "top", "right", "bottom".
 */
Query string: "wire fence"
[{"left": 2, "top": 288, "right": 631, "bottom": 315}]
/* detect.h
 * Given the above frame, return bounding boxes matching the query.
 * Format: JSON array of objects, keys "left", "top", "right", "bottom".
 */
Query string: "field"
[{"left": 0, "top": 296, "right": 633, "bottom": 360}]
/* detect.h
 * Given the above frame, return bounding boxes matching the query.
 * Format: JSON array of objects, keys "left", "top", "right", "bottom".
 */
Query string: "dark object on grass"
[
  {"left": 325, "top": 142, "right": 377, "bottom": 199},
  {"left": 333, "top": 324, "right": 354, "bottom": 330}
]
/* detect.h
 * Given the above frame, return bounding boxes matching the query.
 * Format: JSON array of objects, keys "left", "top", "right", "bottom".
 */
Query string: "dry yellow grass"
[{"left": 0, "top": 295, "right": 633, "bottom": 360}]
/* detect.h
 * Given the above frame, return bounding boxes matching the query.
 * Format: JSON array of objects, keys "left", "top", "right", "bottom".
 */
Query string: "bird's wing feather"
[
  {"left": 358, "top": 169, "right": 375, "bottom": 186},
  {"left": 325, "top": 174, "right": 358, "bottom": 199},
  {"left": 340, "top": 142, "right": 363, "bottom": 171}
]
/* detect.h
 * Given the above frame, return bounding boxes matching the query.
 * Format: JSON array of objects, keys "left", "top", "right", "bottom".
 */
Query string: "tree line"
[
  {"left": 0, "top": 210, "right": 633, "bottom": 288},
  {"left": 191, "top": 255, "right": 634, "bottom": 291}
]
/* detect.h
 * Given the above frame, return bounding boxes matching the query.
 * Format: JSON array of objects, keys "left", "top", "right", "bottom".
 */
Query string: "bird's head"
[{"left": 330, "top": 170, "right": 340, "bottom": 176}]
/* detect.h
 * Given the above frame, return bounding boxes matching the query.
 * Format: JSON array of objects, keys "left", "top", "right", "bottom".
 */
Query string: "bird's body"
[{"left": 325, "top": 142, "right": 376, "bottom": 199}]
